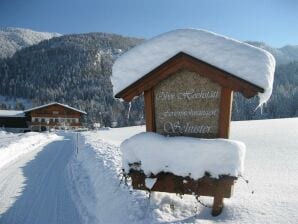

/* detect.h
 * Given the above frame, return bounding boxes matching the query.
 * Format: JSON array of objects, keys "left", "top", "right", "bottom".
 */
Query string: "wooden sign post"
[{"left": 116, "top": 52, "right": 264, "bottom": 216}]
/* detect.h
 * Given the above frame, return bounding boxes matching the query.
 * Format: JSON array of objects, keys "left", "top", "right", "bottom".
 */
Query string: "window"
[
  {"left": 52, "top": 111, "right": 59, "bottom": 115},
  {"left": 34, "top": 118, "right": 39, "bottom": 122},
  {"left": 41, "top": 118, "right": 45, "bottom": 123},
  {"left": 50, "top": 118, "right": 53, "bottom": 123},
  {"left": 55, "top": 118, "right": 59, "bottom": 123}
]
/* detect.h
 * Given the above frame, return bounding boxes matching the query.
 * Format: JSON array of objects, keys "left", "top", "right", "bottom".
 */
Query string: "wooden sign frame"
[
  {"left": 116, "top": 52, "right": 263, "bottom": 138},
  {"left": 115, "top": 52, "right": 264, "bottom": 216}
]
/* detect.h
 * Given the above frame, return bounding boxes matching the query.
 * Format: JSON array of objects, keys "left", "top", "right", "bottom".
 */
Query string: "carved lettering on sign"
[{"left": 154, "top": 70, "right": 222, "bottom": 138}]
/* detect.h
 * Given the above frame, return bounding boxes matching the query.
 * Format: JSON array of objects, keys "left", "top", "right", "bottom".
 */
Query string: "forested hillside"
[
  {"left": 232, "top": 61, "right": 298, "bottom": 120},
  {"left": 0, "top": 32, "right": 144, "bottom": 127},
  {"left": 0, "top": 29, "right": 297, "bottom": 127}
]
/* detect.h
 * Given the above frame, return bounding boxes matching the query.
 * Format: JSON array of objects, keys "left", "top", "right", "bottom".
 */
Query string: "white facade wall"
[
  {"left": 31, "top": 117, "right": 79, "bottom": 123},
  {"left": 30, "top": 117, "right": 81, "bottom": 132}
]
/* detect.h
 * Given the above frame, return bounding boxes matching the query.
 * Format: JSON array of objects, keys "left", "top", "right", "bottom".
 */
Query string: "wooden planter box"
[{"left": 129, "top": 169, "right": 236, "bottom": 216}]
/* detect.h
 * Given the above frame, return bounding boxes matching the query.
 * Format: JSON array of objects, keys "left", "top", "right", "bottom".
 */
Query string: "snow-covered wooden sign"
[
  {"left": 115, "top": 51, "right": 268, "bottom": 138},
  {"left": 112, "top": 29, "right": 275, "bottom": 216}
]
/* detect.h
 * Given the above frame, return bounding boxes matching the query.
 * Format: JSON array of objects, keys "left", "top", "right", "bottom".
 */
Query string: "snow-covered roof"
[
  {"left": 112, "top": 29, "right": 276, "bottom": 105},
  {"left": 24, "top": 102, "right": 87, "bottom": 114},
  {"left": 0, "top": 110, "right": 25, "bottom": 117}
]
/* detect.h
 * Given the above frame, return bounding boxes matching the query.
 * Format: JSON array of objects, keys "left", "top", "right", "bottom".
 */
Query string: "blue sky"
[{"left": 1, "top": 0, "right": 297, "bottom": 47}]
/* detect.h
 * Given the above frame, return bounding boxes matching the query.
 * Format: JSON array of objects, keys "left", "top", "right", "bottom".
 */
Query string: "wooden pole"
[
  {"left": 76, "top": 132, "right": 79, "bottom": 155},
  {"left": 212, "top": 195, "right": 224, "bottom": 216},
  {"left": 144, "top": 89, "right": 155, "bottom": 132}
]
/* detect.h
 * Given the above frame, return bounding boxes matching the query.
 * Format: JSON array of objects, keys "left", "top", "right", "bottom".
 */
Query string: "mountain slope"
[{"left": 0, "top": 27, "right": 60, "bottom": 58}]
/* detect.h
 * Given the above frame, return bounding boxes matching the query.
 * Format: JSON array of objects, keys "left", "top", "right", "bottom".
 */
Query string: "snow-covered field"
[
  {"left": 0, "top": 118, "right": 297, "bottom": 223},
  {"left": 70, "top": 118, "right": 298, "bottom": 223}
]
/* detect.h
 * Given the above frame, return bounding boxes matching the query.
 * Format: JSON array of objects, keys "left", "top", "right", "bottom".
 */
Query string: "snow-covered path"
[{"left": 0, "top": 135, "right": 81, "bottom": 224}]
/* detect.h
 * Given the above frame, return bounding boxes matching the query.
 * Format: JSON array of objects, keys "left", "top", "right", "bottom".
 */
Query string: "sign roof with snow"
[{"left": 112, "top": 29, "right": 275, "bottom": 105}]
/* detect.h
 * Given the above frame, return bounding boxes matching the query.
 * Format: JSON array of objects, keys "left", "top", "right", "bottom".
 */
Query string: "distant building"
[
  {"left": 24, "top": 102, "right": 87, "bottom": 131},
  {"left": 0, "top": 110, "right": 29, "bottom": 132},
  {"left": 0, "top": 102, "right": 87, "bottom": 132}
]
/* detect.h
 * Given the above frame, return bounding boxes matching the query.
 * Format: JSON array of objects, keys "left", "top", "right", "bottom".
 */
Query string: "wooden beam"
[
  {"left": 144, "top": 89, "right": 155, "bottom": 132},
  {"left": 218, "top": 88, "right": 233, "bottom": 138},
  {"left": 212, "top": 194, "right": 224, "bottom": 216},
  {"left": 129, "top": 170, "right": 235, "bottom": 198}
]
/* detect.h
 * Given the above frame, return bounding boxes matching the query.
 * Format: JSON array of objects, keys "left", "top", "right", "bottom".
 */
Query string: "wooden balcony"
[
  {"left": 30, "top": 121, "right": 82, "bottom": 127},
  {"left": 30, "top": 114, "right": 80, "bottom": 118}
]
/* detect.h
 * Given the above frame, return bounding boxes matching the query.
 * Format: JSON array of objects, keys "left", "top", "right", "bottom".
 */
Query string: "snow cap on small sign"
[
  {"left": 121, "top": 132, "right": 246, "bottom": 179},
  {"left": 112, "top": 28, "right": 275, "bottom": 105}
]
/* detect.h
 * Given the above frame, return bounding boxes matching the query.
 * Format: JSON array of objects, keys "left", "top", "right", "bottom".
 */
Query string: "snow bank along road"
[{"left": 0, "top": 133, "right": 81, "bottom": 224}]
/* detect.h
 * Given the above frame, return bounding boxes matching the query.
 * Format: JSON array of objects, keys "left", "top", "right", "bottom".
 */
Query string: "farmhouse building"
[
  {"left": 24, "top": 102, "right": 86, "bottom": 131},
  {"left": 0, "top": 102, "right": 86, "bottom": 132}
]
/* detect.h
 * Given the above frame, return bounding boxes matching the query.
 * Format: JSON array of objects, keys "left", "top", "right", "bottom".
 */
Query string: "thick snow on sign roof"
[
  {"left": 112, "top": 29, "right": 276, "bottom": 105},
  {"left": 121, "top": 132, "right": 246, "bottom": 179}
]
